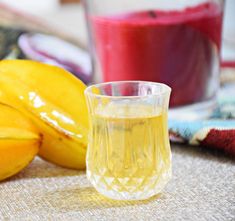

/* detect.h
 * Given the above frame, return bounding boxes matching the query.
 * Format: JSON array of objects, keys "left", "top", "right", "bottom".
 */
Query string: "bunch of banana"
[{"left": 0, "top": 60, "right": 89, "bottom": 181}]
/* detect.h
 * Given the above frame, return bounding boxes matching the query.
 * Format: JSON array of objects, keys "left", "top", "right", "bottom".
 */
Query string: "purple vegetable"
[{"left": 18, "top": 33, "right": 92, "bottom": 84}]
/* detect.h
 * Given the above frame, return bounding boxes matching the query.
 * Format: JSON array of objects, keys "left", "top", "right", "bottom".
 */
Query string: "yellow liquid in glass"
[{"left": 87, "top": 104, "right": 171, "bottom": 200}]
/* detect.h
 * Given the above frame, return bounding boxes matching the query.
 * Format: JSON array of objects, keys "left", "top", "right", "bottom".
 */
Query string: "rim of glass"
[{"left": 85, "top": 81, "right": 171, "bottom": 99}]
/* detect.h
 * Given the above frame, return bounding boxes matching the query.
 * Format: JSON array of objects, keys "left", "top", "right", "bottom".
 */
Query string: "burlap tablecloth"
[{"left": 0, "top": 145, "right": 234, "bottom": 221}]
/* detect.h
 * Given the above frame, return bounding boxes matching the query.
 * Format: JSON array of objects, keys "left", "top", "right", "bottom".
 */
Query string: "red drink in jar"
[{"left": 92, "top": 2, "right": 222, "bottom": 107}]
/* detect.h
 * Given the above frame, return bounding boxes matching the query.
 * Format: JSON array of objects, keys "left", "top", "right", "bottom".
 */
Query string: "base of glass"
[
  {"left": 87, "top": 170, "right": 171, "bottom": 201},
  {"left": 169, "top": 98, "right": 217, "bottom": 121},
  {"left": 93, "top": 185, "right": 165, "bottom": 201}
]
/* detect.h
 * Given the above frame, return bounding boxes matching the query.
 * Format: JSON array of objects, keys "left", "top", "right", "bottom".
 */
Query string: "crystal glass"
[
  {"left": 83, "top": 0, "right": 224, "bottom": 120},
  {"left": 85, "top": 81, "right": 171, "bottom": 200}
]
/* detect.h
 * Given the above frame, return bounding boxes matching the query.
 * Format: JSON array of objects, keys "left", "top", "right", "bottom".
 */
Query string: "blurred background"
[
  {"left": 0, "top": 0, "right": 234, "bottom": 53},
  {"left": 0, "top": 0, "right": 234, "bottom": 83},
  {"left": 0, "top": 0, "right": 87, "bottom": 47}
]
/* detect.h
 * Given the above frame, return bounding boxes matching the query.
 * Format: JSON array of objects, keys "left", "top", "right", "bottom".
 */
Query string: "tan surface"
[{"left": 0, "top": 145, "right": 234, "bottom": 221}]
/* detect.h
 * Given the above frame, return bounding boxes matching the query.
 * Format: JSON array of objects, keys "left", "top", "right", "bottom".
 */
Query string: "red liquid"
[{"left": 92, "top": 3, "right": 223, "bottom": 107}]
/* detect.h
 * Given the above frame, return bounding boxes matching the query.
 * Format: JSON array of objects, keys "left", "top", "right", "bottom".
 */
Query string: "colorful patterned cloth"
[{"left": 169, "top": 83, "right": 235, "bottom": 156}]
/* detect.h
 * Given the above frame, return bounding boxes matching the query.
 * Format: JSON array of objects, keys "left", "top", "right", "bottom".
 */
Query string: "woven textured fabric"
[{"left": 0, "top": 145, "right": 234, "bottom": 221}]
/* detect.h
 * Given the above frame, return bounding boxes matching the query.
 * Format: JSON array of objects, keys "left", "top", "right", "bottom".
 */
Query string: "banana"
[
  {"left": 0, "top": 103, "right": 40, "bottom": 181},
  {"left": 0, "top": 60, "right": 89, "bottom": 169}
]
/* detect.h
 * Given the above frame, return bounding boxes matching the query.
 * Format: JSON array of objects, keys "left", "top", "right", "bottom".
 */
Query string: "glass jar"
[{"left": 83, "top": 0, "right": 224, "bottom": 120}]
